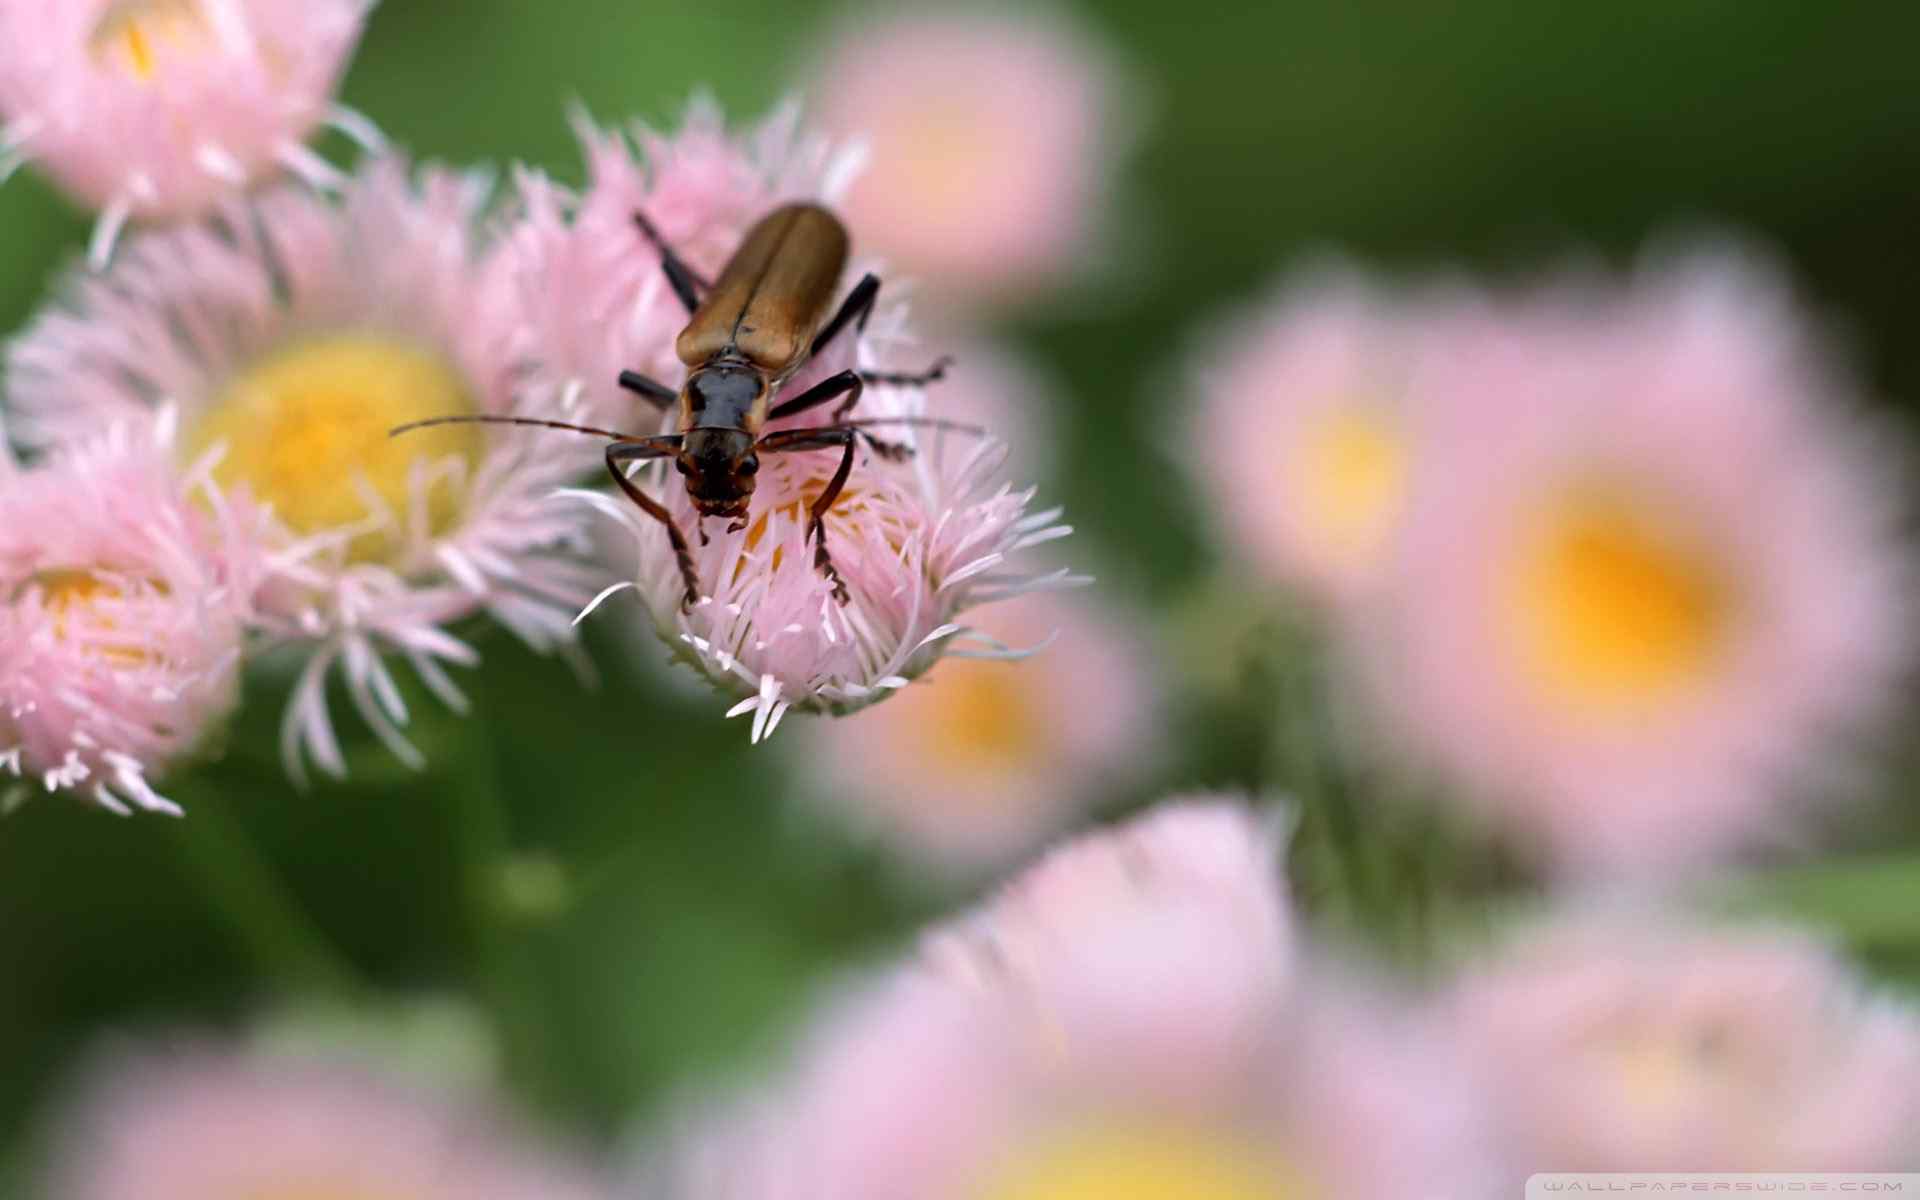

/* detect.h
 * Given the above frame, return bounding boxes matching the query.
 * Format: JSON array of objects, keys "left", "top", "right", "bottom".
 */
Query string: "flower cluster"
[
  {"left": 6, "top": 156, "right": 610, "bottom": 789},
  {"left": 1189, "top": 246, "right": 1911, "bottom": 878},
  {"left": 633, "top": 802, "right": 1920, "bottom": 1193},
  {"left": 3, "top": 29, "right": 1075, "bottom": 807},
  {"left": 645, "top": 803, "right": 1501, "bottom": 1199}
]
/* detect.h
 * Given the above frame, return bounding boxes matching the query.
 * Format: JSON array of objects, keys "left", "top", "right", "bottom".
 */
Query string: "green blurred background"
[{"left": 5, "top": 0, "right": 1920, "bottom": 1177}]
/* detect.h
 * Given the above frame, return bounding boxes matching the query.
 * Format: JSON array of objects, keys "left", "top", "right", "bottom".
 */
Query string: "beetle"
[{"left": 393, "top": 201, "right": 959, "bottom": 608}]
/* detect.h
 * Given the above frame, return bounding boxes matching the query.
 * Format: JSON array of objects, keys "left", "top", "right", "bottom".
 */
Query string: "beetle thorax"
[{"left": 684, "top": 362, "right": 768, "bottom": 434}]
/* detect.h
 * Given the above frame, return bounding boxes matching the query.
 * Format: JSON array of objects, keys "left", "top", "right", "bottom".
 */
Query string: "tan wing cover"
[{"left": 675, "top": 204, "right": 850, "bottom": 373}]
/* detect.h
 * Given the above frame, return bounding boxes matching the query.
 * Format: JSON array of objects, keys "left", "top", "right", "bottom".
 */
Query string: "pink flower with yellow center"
[
  {"left": 1365, "top": 247, "right": 1911, "bottom": 875},
  {"left": 0, "top": 421, "right": 263, "bottom": 814},
  {"left": 0, "top": 0, "right": 377, "bottom": 266},
  {"left": 41, "top": 1041, "right": 608, "bottom": 1200},
  {"left": 644, "top": 803, "right": 1500, "bottom": 1199},
  {"left": 794, "top": 590, "right": 1159, "bottom": 876},
  {"left": 803, "top": 8, "right": 1136, "bottom": 313},
  {"left": 501, "top": 98, "right": 1075, "bottom": 734},
  {"left": 6, "top": 158, "right": 609, "bottom": 781},
  {"left": 1186, "top": 263, "right": 1481, "bottom": 608},
  {"left": 1451, "top": 906, "right": 1920, "bottom": 1172}
]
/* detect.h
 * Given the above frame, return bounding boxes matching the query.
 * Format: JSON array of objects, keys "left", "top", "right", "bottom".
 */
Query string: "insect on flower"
[{"left": 393, "top": 201, "right": 962, "bottom": 609}]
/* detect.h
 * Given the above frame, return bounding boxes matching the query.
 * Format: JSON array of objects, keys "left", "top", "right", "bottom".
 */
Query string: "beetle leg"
[
  {"left": 860, "top": 356, "right": 954, "bottom": 391},
  {"left": 856, "top": 430, "right": 915, "bottom": 462},
  {"left": 811, "top": 272, "right": 879, "bottom": 359},
  {"left": 757, "top": 425, "right": 861, "bottom": 606},
  {"left": 632, "top": 210, "right": 710, "bottom": 316},
  {"left": 766, "top": 368, "right": 863, "bottom": 423},
  {"left": 605, "top": 437, "right": 701, "bottom": 610},
  {"left": 767, "top": 373, "right": 919, "bottom": 463},
  {"left": 618, "top": 369, "right": 678, "bottom": 410}
]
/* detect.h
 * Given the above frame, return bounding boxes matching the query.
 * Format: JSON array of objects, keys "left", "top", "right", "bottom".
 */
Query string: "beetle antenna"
[
  {"left": 830, "top": 416, "right": 991, "bottom": 438},
  {"left": 389, "top": 414, "right": 647, "bottom": 441}
]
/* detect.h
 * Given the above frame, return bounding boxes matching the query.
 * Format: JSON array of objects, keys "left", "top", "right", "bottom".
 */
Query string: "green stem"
[
  {"left": 444, "top": 722, "right": 554, "bottom": 1106},
  {"left": 170, "top": 789, "right": 364, "bottom": 997},
  {"left": 1276, "top": 630, "right": 1369, "bottom": 925}
]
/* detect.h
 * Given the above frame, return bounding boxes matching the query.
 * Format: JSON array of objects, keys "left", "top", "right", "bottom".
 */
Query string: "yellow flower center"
[
  {"left": 183, "top": 336, "right": 482, "bottom": 566},
  {"left": 1288, "top": 404, "right": 1407, "bottom": 573},
  {"left": 738, "top": 473, "right": 914, "bottom": 577},
  {"left": 909, "top": 658, "right": 1044, "bottom": 779},
  {"left": 1585, "top": 1012, "right": 1767, "bottom": 1127},
  {"left": 974, "top": 1126, "right": 1300, "bottom": 1200},
  {"left": 741, "top": 486, "right": 867, "bottom": 566},
  {"left": 89, "top": 0, "right": 212, "bottom": 81},
  {"left": 1502, "top": 481, "right": 1733, "bottom": 718},
  {"left": 25, "top": 569, "right": 151, "bottom": 666}
]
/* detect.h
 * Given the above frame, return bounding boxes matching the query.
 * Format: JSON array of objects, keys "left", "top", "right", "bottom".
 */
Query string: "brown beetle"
[{"left": 394, "top": 202, "right": 957, "bottom": 608}]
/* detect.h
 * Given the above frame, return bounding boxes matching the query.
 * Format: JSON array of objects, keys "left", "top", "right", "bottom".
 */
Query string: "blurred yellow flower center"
[
  {"left": 1504, "top": 483, "right": 1732, "bottom": 717},
  {"left": 184, "top": 336, "right": 481, "bottom": 565},
  {"left": 974, "top": 1127, "right": 1296, "bottom": 1200},
  {"left": 912, "top": 659, "right": 1043, "bottom": 778},
  {"left": 895, "top": 103, "right": 999, "bottom": 221},
  {"left": 27, "top": 569, "right": 150, "bottom": 666},
  {"left": 1591, "top": 1016, "right": 1746, "bottom": 1121},
  {"left": 1289, "top": 404, "right": 1407, "bottom": 569},
  {"left": 90, "top": 0, "right": 211, "bottom": 81}
]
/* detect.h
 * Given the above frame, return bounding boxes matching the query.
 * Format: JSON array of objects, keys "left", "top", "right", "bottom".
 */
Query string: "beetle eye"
[
  {"left": 675, "top": 458, "right": 691, "bottom": 475},
  {"left": 738, "top": 455, "right": 759, "bottom": 476}
]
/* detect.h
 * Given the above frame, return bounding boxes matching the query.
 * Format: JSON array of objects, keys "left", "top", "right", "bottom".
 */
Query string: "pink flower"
[
  {"left": 6, "top": 158, "right": 609, "bottom": 782},
  {"left": 1186, "top": 261, "right": 1477, "bottom": 608},
  {"left": 509, "top": 100, "right": 1075, "bottom": 735},
  {"left": 0, "top": 0, "right": 377, "bottom": 267},
  {"left": 1365, "top": 245, "right": 1911, "bottom": 876},
  {"left": 0, "top": 420, "right": 261, "bottom": 815},
  {"left": 803, "top": 8, "right": 1136, "bottom": 312},
  {"left": 792, "top": 591, "right": 1159, "bottom": 876},
  {"left": 644, "top": 802, "right": 1500, "bottom": 1199},
  {"left": 1450, "top": 906, "right": 1920, "bottom": 1171},
  {"left": 575, "top": 401, "right": 1073, "bottom": 739},
  {"left": 41, "top": 1040, "right": 607, "bottom": 1200}
]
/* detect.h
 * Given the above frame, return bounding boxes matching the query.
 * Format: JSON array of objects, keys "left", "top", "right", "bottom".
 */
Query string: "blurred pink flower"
[
  {"left": 6, "top": 158, "right": 609, "bottom": 782},
  {"left": 1186, "top": 262, "right": 1476, "bottom": 608},
  {"left": 913, "top": 328, "right": 1062, "bottom": 484},
  {"left": 0, "top": 420, "right": 262, "bottom": 815},
  {"left": 0, "top": 0, "right": 376, "bottom": 267},
  {"left": 647, "top": 802, "right": 1500, "bottom": 1199},
  {"left": 1451, "top": 906, "right": 1920, "bottom": 1172},
  {"left": 793, "top": 591, "right": 1159, "bottom": 876},
  {"left": 804, "top": 7, "right": 1135, "bottom": 312},
  {"left": 43, "top": 1040, "right": 606, "bottom": 1200},
  {"left": 1366, "top": 246, "right": 1911, "bottom": 875}
]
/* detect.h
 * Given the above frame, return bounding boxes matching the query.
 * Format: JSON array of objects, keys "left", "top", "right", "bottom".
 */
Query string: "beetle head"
[{"left": 678, "top": 427, "right": 758, "bottom": 521}]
